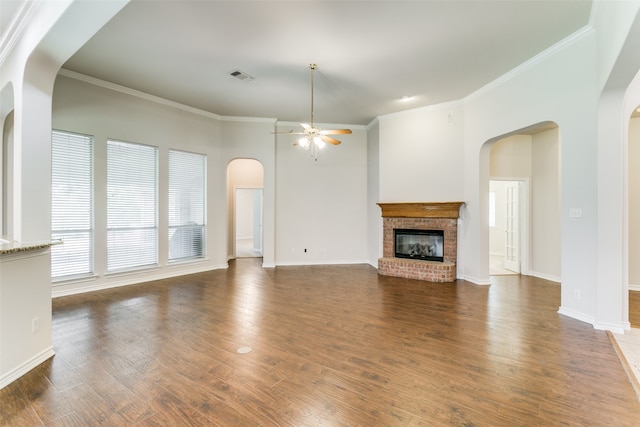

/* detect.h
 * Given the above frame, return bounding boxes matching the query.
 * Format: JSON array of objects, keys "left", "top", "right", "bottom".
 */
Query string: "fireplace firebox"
[
  {"left": 378, "top": 202, "right": 463, "bottom": 282},
  {"left": 394, "top": 229, "right": 444, "bottom": 262}
]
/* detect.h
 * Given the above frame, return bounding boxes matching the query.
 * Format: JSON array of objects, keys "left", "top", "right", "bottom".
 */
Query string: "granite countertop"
[{"left": 0, "top": 240, "right": 62, "bottom": 255}]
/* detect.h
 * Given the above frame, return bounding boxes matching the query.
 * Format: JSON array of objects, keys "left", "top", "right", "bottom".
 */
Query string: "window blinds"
[
  {"left": 107, "top": 140, "right": 158, "bottom": 271},
  {"left": 168, "top": 149, "right": 206, "bottom": 261},
  {"left": 51, "top": 130, "right": 94, "bottom": 278}
]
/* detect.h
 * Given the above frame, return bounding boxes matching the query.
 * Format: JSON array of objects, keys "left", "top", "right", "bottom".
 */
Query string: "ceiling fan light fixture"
[
  {"left": 272, "top": 63, "right": 352, "bottom": 160},
  {"left": 298, "top": 137, "right": 310, "bottom": 149}
]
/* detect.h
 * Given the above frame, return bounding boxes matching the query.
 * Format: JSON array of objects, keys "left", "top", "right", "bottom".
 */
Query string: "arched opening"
[
  {"left": 227, "top": 159, "right": 264, "bottom": 259},
  {"left": 485, "top": 121, "right": 561, "bottom": 281},
  {"left": 0, "top": 83, "right": 14, "bottom": 242}
]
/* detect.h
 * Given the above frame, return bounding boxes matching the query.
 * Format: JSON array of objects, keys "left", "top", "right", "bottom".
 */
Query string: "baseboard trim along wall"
[{"left": 0, "top": 347, "right": 55, "bottom": 389}]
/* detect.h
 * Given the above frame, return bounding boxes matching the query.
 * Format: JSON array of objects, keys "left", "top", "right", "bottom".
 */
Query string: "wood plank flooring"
[
  {"left": 2, "top": 258, "right": 639, "bottom": 426},
  {"left": 630, "top": 290, "right": 640, "bottom": 328}
]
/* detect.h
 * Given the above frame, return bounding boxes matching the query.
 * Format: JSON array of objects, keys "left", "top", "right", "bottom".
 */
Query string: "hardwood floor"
[
  {"left": 2, "top": 258, "right": 639, "bottom": 426},
  {"left": 630, "top": 290, "right": 640, "bottom": 328}
]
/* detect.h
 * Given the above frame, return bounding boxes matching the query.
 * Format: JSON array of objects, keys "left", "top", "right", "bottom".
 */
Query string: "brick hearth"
[{"left": 377, "top": 202, "right": 464, "bottom": 283}]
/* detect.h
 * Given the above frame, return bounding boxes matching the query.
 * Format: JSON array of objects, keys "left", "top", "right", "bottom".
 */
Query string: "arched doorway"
[
  {"left": 227, "top": 159, "right": 264, "bottom": 259},
  {"left": 485, "top": 122, "right": 561, "bottom": 281}
]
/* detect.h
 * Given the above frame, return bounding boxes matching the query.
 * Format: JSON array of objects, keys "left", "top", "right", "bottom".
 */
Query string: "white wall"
[
  {"left": 461, "top": 30, "right": 600, "bottom": 309},
  {"left": 367, "top": 120, "right": 381, "bottom": 267},
  {"left": 489, "top": 180, "right": 507, "bottom": 256},
  {"left": 1, "top": 250, "right": 54, "bottom": 388},
  {"left": 235, "top": 189, "right": 256, "bottom": 239},
  {"left": 378, "top": 103, "right": 465, "bottom": 203},
  {"left": 275, "top": 123, "right": 368, "bottom": 265},
  {"left": 630, "top": 116, "right": 640, "bottom": 289},
  {"left": 490, "top": 135, "right": 532, "bottom": 178},
  {"left": 221, "top": 121, "right": 276, "bottom": 266},
  {"left": 531, "top": 128, "right": 561, "bottom": 281}
]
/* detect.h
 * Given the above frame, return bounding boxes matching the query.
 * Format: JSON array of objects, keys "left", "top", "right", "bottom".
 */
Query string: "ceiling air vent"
[{"left": 229, "top": 70, "right": 254, "bottom": 81}]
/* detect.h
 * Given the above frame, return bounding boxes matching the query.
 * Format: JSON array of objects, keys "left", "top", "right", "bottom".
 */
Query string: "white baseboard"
[
  {"left": 463, "top": 275, "right": 491, "bottom": 285},
  {"left": 275, "top": 259, "right": 369, "bottom": 267},
  {"left": 52, "top": 262, "right": 227, "bottom": 298},
  {"left": 629, "top": 284, "right": 640, "bottom": 292},
  {"left": 594, "top": 321, "right": 627, "bottom": 334},
  {"left": 557, "top": 306, "right": 596, "bottom": 327},
  {"left": 528, "top": 270, "right": 561, "bottom": 283},
  {"left": 0, "top": 347, "right": 55, "bottom": 390}
]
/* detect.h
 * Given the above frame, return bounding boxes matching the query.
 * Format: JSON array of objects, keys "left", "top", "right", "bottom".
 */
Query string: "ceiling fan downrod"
[{"left": 309, "top": 63, "right": 317, "bottom": 128}]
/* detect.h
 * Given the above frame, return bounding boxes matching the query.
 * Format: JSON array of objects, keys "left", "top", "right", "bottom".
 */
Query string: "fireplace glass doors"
[{"left": 394, "top": 229, "right": 444, "bottom": 262}]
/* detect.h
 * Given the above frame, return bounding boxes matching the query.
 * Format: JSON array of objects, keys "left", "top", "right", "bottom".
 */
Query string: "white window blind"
[
  {"left": 51, "top": 130, "right": 94, "bottom": 278},
  {"left": 168, "top": 149, "right": 206, "bottom": 261},
  {"left": 107, "top": 140, "right": 158, "bottom": 271}
]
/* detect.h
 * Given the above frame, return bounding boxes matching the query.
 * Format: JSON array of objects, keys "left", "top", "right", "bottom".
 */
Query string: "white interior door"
[{"left": 504, "top": 181, "right": 520, "bottom": 273}]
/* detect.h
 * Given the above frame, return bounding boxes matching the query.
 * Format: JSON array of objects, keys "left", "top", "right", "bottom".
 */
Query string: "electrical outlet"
[
  {"left": 32, "top": 317, "right": 39, "bottom": 333},
  {"left": 574, "top": 290, "right": 581, "bottom": 300},
  {"left": 569, "top": 208, "right": 583, "bottom": 218}
]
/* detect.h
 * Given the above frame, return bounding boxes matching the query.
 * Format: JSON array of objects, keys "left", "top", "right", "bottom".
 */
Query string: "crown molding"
[
  {"left": 0, "top": 1, "right": 40, "bottom": 67},
  {"left": 222, "top": 116, "right": 276, "bottom": 124},
  {"left": 465, "top": 25, "right": 594, "bottom": 103},
  {"left": 58, "top": 68, "right": 223, "bottom": 119},
  {"left": 275, "top": 120, "right": 366, "bottom": 130},
  {"left": 377, "top": 99, "right": 463, "bottom": 121},
  {"left": 58, "top": 69, "right": 321, "bottom": 125}
]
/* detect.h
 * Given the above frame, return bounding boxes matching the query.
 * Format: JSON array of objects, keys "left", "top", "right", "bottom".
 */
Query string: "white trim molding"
[{"left": 0, "top": 347, "right": 54, "bottom": 390}]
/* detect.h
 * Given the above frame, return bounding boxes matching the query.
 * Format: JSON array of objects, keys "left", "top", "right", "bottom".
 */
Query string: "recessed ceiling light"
[{"left": 400, "top": 95, "right": 413, "bottom": 101}]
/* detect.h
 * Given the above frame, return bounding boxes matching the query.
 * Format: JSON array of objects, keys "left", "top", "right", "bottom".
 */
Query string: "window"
[
  {"left": 107, "top": 140, "right": 158, "bottom": 271},
  {"left": 168, "top": 149, "right": 206, "bottom": 261},
  {"left": 51, "top": 130, "right": 94, "bottom": 278}
]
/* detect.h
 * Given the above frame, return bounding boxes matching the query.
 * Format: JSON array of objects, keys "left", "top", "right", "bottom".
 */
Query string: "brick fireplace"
[{"left": 377, "top": 202, "right": 464, "bottom": 282}]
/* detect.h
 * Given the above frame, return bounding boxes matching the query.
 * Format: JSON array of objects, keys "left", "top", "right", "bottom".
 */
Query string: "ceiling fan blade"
[
  {"left": 301, "top": 123, "right": 312, "bottom": 131},
  {"left": 320, "top": 129, "right": 352, "bottom": 135},
  {"left": 320, "top": 135, "right": 341, "bottom": 145}
]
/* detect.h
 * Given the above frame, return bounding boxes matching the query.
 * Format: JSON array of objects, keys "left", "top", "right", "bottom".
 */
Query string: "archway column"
[
  {"left": 596, "top": 89, "right": 628, "bottom": 332},
  {"left": 0, "top": 0, "right": 129, "bottom": 388},
  {"left": 596, "top": 4, "right": 640, "bottom": 332}
]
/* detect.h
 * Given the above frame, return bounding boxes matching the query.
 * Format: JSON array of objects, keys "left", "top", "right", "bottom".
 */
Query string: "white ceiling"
[{"left": 12, "top": 1, "right": 595, "bottom": 126}]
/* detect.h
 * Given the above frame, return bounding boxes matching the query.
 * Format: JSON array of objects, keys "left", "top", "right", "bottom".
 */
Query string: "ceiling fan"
[{"left": 274, "top": 63, "right": 351, "bottom": 160}]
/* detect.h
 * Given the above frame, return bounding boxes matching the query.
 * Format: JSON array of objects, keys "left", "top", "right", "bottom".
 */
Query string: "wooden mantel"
[{"left": 377, "top": 202, "right": 464, "bottom": 219}]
